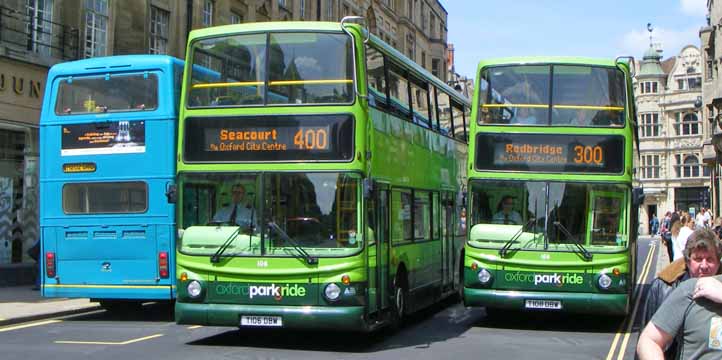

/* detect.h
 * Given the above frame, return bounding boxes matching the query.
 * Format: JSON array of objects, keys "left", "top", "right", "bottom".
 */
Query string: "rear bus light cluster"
[
  {"left": 159, "top": 252, "right": 169, "bottom": 278},
  {"left": 45, "top": 252, "right": 56, "bottom": 278}
]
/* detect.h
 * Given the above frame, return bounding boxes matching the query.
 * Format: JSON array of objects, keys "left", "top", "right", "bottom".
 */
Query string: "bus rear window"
[
  {"left": 55, "top": 74, "right": 158, "bottom": 115},
  {"left": 62, "top": 182, "right": 147, "bottom": 214}
]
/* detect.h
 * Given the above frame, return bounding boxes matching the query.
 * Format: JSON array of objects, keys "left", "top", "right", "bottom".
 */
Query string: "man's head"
[
  {"left": 230, "top": 184, "right": 246, "bottom": 204},
  {"left": 684, "top": 228, "right": 722, "bottom": 277}
]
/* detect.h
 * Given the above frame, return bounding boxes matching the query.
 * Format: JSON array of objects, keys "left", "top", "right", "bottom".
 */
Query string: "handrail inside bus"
[
  {"left": 482, "top": 103, "right": 624, "bottom": 111},
  {"left": 191, "top": 79, "right": 353, "bottom": 89}
]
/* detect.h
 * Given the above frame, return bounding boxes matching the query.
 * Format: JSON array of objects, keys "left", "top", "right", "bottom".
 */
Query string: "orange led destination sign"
[
  {"left": 475, "top": 133, "right": 624, "bottom": 173},
  {"left": 184, "top": 115, "right": 354, "bottom": 162},
  {"left": 62, "top": 162, "right": 97, "bottom": 173}
]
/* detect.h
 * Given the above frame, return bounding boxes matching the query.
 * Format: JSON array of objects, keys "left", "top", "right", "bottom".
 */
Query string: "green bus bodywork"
[
  {"left": 175, "top": 21, "right": 469, "bottom": 331},
  {"left": 464, "top": 57, "right": 638, "bottom": 315}
]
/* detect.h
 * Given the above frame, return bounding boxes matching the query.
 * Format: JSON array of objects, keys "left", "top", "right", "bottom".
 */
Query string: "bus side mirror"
[
  {"left": 632, "top": 187, "right": 644, "bottom": 208},
  {"left": 166, "top": 183, "right": 177, "bottom": 204},
  {"left": 363, "top": 178, "right": 373, "bottom": 199}
]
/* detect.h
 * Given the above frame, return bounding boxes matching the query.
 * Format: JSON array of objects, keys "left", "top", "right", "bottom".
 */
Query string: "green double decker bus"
[
  {"left": 463, "top": 57, "right": 642, "bottom": 315},
  {"left": 174, "top": 19, "right": 469, "bottom": 331}
]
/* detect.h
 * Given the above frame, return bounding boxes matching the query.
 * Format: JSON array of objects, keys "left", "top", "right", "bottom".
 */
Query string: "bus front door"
[{"left": 367, "top": 184, "right": 390, "bottom": 319}]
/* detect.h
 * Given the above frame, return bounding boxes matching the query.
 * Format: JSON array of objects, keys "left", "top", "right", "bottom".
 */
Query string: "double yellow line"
[{"left": 605, "top": 241, "right": 657, "bottom": 360}]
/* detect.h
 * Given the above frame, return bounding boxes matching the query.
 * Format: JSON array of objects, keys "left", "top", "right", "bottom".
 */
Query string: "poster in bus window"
[{"left": 61, "top": 121, "right": 146, "bottom": 156}]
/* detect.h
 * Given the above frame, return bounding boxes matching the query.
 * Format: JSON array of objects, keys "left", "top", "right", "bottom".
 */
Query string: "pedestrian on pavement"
[
  {"left": 637, "top": 228, "right": 722, "bottom": 360},
  {"left": 695, "top": 208, "right": 707, "bottom": 229},
  {"left": 672, "top": 214, "right": 695, "bottom": 261},
  {"left": 703, "top": 207, "right": 712, "bottom": 228},
  {"left": 650, "top": 213, "right": 659, "bottom": 237}
]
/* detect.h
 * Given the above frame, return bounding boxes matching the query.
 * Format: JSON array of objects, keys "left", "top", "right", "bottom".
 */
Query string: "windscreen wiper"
[
  {"left": 267, "top": 221, "right": 318, "bottom": 265},
  {"left": 210, "top": 225, "right": 244, "bottom": 263},
  {"left": 499, "top": 218, "right": 536, "bottom": 257},
  {"left": 552, "top": 221, "right": 593, "bottom": 261}
]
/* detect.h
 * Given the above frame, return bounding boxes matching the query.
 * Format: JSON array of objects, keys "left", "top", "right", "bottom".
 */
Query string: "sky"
[{"left": 443, "top": 0, "right": 708, "bottom": 79}]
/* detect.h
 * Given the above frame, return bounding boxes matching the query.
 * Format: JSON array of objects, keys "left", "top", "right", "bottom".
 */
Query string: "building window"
[
  {"left": 641, "top": 81, "right": 658, "bottom": 94},
  {"left": 406, "top": 34, "right": 415, "bottom": 61},
  {"left": 640, "top": 113, "right": 660, "bottom": 138},
  {"left": 343, "top": 4, "right": 350, "bottom": 16},
  {"left": 431, "top": 58, "right": 440, "bottom": 77},
  {"left": 421, "top": 51, "right": 426, "bottom": 68},
  {"left": 420, "top": 2, "right": 426, "bottom": 31},
  {"left": 26, "top": 0, "right": 53, "bottom": 55},
  {"left": 688, "top": 77, "right": 701, "bottom": 90},
  {"left": 149, "top": 6, "right": 169, "bottom": 54},
  {"left": 278, "top": 0, "right": 287, "bottom": 8},
  {"left": 299, "top": 0, "right": 305, "bottom": 19},
  {"left": 676, "top": 154, "right": 702, "bottom": 178},
  {"left": 430, "top": 15, "right": 436, "bottom": 38},
  {"left": 641, "top": 154, "right": 660, "bottom": 179},
  {"left": 675, "top": 113, "right": 700, "bottom": 136},
  {"left": 327, "top": 0, "right": 333, "bottom": 19},
  {"left": 202, "top": 0, "right": 213, "bottom": 27},
  {"left": 706, "top": 52, "right": 713, "bottom": 81},
  {"left": 84, "top": 0, "right": 108, "bottom": 58},
  {"left": 408, "top": 0, "right": 413, "bottom": 20},
  {"left": 230, "top": 11, "right": 242, "bottom": 24}
]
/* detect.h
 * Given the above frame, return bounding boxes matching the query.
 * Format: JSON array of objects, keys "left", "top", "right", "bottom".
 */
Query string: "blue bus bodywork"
[{"left": 40, "top": 55, "right": 182, "bottom": 304}]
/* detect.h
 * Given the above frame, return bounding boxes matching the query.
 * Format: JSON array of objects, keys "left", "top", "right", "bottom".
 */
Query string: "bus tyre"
[{"left": 391, "top": 273, "right": 408, "bottom": 327}]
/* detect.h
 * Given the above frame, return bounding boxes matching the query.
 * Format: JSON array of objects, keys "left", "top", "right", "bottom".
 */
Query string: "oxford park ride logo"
[
  {"left": 504, "top": 271, "right": 584, "bottom": 287},
  {"left": 215, "top": 283, "right": 307, "bottom": 301}
]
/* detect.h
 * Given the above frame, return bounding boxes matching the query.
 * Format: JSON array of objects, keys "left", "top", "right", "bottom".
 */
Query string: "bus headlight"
[
  {"left": 478, "top": 268, "right": 492, "bottom": 284},
  {"left": 324, "top": 283, "right": 341, "bottom": 301},
  {"left": 598, "top": 274, "right": 612, "bottom": 290},
  {"left": 187, "top": 280, "right": 202, "bottom": 298}
]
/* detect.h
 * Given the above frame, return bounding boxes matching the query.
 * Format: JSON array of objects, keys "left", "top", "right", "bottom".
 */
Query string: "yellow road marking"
[
  {"left": 187, "top": 325, "right": 202, "bottom": 330},
  {"left": 55, "top": 333, "right": 164, "bottom": 345},
  {"left": 605, "top": 242, "right": 656, "bottom": 360},
  {"left": 0, "top": 319, "right": 62, "bottom": 333}
]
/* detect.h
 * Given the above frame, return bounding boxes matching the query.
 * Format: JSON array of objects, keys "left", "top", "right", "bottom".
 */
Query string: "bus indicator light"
[{"left": 341, "top": 275, "right": 351, "bottom": 285}]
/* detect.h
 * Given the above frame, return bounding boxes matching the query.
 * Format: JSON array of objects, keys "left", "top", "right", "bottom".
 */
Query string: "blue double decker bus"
[{"left": 39, "top": 55, "right": 183, "bottom": 311}]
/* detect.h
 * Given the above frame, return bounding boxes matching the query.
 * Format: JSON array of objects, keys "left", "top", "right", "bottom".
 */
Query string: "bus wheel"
[{"left": 391, "top": 272, "right": 408, "bottom": 326}]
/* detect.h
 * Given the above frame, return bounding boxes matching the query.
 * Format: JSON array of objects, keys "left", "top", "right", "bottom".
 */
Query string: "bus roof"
[
  {"left": 47, "top": 55, "right": 182, "bottom": 80},
  {"left": 476, "top": 57, "right": 624, "bottom": 73}
]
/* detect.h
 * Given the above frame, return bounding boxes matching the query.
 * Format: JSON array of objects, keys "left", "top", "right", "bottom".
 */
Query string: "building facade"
[
  {"left": 701, "top": 0, "right": 722, "bottom": 218},
  {"left": 634, "top": 43, "right": 710, "bottom": 235},
  {"left": 0, "top": 0, "right": 449, "bottom": 284}
]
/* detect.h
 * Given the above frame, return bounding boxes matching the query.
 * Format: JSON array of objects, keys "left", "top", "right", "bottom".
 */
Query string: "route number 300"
[{"left": 573, "top": 145, "right": 603, "bottom": 165}]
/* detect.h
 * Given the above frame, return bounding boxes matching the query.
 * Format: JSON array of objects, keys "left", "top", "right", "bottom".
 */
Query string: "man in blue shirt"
[{"left": 213, "top": 184, "right": 254, "bottom": 228}]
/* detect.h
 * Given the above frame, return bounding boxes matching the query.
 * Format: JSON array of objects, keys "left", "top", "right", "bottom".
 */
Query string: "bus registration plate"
[
  {"left": 524, "top": 300, "right": 562, "bottom": 310},
  {"left": 240, "top": 315, "right": 283, "bottom": 327}
]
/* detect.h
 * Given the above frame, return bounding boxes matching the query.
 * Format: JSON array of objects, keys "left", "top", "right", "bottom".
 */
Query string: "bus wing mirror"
[
  {"left": 632, "top": 187, "right": 644, "bottom": 208},
  {"left": 166, "top": 183, "right": 177, "bottom": 204}
]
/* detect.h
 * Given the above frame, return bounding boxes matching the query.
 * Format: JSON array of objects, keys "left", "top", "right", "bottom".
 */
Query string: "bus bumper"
[
  {"left": 176, "top": 302, "right": 368, "bottom": 331},
  {"left": 42, "top": 284, "right": 174, "bottom": 300},
  {"left": 464, "top": 287, "right": 628, "bottom": 315}
]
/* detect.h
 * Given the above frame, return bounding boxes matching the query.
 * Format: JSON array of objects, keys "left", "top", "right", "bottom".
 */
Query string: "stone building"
[
  {"left": 701, "top": 1, "right": 722, "bottom": 218},
  {"left": 0, "top": 0, "right": 449, "bottom": 284},
  {"left": 634, "top": 42, "right": 709, "bottom": 234}
]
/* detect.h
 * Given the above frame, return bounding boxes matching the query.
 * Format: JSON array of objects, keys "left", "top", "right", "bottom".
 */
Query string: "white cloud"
[
  {"left": 680, "top": 0, "right": 707, "bottom": 17},
  {"left": 618, "top": 26, "right": 700, "bottom": 59}
]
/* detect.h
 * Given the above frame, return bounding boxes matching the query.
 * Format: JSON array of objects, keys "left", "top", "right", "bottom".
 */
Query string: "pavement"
[
  {"left": 0, "top": 286, "right": 100, "bottom": 326},
  {"left": 650, "top": 234, "right": 671, "bottom": 275}
]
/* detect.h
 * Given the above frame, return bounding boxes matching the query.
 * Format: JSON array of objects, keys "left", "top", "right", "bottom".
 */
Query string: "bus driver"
[
  {"left": 492, "top": 195, "right": 522, "bottom": 225},
  {"left": 213, "top": 184, "right": 254, "bottom": 228}
]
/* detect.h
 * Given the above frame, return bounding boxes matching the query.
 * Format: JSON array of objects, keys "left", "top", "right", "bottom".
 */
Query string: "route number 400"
[{"left": 294, "top": 129, "right": 328, "bottom": 150}]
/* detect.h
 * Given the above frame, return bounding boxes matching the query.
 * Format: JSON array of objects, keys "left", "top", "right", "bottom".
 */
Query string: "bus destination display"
[
  {"left": 184, "top": 115, "right": 354, "bottom": 162},
  {"left": 475, "top": 133, "right": 624, "bottom": 173}
]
